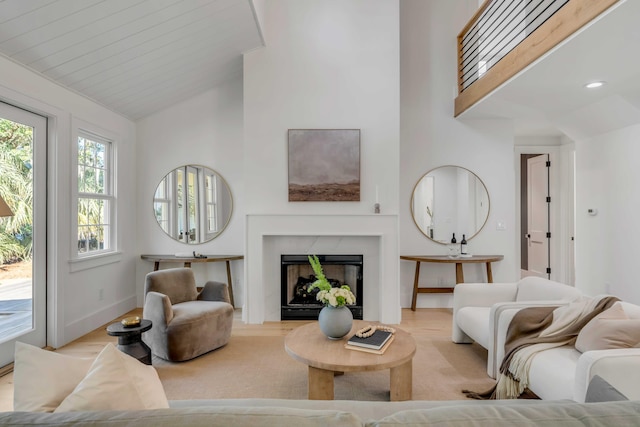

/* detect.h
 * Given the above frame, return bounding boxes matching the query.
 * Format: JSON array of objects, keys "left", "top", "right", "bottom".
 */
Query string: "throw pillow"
[
  {"left": 585, "top": 375, "right": 628, "bottom": 402},
  {"left": 576, "top": 303, "right": 640, "bottom": 352},
  {"left": 13, "top": 341, "right": 94, "bottom": 412},
  {"left": 54, "top": 343, "right": 169, "bottom": 412}
]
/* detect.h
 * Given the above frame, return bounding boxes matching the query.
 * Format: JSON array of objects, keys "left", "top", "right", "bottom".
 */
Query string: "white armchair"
[{"left": 452, "top": 276, "right": 581, "bottom": 378}]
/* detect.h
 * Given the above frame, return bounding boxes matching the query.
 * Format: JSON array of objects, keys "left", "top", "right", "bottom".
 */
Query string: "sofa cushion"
[
  {"left": 585, "top": 375, "right": 628, "bottom": 403},
  {"left": 515, "top": 276, "right": 580, "bottom": 302},
  {"left": 456, "top": 307, "right": 490, "bottom": 348},
  {"left": 0, "top": 406, "right": 363, "bottom": 427},
  {"left": 619, "top": 301, "right": 640, "bottom": 318},
  {"left": 54, "top": 343, "right": 169, "bottom": 412},
  {"left": 528, "top": 345, "right": 580, "bottom": 400},
  {"left": 365, "top": 401, "right": 640, "bottom": 427},
  {"left": 576, "top": 303, "right": 640, "bottom": 353},
  {"left": 13, "top": 342, "right": 94, "bottom": 412}
]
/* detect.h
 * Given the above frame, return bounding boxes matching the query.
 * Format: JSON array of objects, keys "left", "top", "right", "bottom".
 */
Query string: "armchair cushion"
[
  {"left": 145, "top": 268, "right": 198, "bottom": 305},
  {"left": 198, "top": 280, "right": 231, "bottom": 303}
]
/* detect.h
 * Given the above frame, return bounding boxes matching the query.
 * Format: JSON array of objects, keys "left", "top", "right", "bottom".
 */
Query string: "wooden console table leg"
[
  {"left": 390, "top": 359, "right": 412, "bottom": 401},
  {"left": 308, "top": 366, "right": 334, "bottom": 400},
  {"left": 411, "top": 261, "right": 421, "bottom": 311},
  {"left": 455, "top": 263, "right": 464, "bottom": 284},
  {"left": 225, "top": 260, "right": 235, "bottom": 307},
  {"left": 486, "top": 262, "right": 493, "bottom": 283}
]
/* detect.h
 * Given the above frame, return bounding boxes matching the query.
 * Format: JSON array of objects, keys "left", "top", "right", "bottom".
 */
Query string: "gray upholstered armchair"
[{"left": 142, "top": 267, "right": 234, "bottom": 362}]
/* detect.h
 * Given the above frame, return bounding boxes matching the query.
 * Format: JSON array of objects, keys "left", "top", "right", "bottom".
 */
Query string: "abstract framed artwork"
[{"left": 288, "top": 129, "right": 360, "bottom": 201}]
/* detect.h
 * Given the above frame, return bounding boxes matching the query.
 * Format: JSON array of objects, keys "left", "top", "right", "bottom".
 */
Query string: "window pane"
[
  {"left": 96, "top": 169, "right": 105, "bottom": 194},
  {"left": 96, "top": 147, "right": 105, "bottom": 168}
]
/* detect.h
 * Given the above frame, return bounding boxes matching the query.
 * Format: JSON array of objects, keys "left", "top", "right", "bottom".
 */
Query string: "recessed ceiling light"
[{"left": 585, "top": 81, "right": 606, "bottom": 89}]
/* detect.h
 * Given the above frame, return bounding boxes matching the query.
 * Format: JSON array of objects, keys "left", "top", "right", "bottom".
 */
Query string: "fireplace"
[{"left": 281, "top": 254, "right": 363, "bottom": 320}]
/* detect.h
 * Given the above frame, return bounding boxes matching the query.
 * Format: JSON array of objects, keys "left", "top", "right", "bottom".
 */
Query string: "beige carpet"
[{"left": 153, "top": 333, "right": 496, "bottom": 401}]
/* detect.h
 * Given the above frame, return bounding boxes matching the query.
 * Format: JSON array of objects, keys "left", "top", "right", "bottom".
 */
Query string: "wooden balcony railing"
[{"left": 455, "top": 0, "right": 620, "bottom": 117}]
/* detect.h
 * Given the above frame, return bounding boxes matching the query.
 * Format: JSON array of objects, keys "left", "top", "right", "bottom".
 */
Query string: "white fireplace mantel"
[{"left": 244, "top": 214, "right": 400, "bottom": 324}]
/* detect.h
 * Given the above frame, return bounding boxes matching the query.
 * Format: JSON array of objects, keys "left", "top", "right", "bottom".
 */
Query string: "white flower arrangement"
[
  {"left": 307, "top": 255, "right": 356, "bottom": 308},
  {"left": 316, "top": 286, "right": 356, "bottom": 308}
]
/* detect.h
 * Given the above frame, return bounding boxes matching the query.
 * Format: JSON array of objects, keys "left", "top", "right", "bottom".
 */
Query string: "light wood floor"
[{"left": 0, "top": 307, "right": 455, "bottom": 411}]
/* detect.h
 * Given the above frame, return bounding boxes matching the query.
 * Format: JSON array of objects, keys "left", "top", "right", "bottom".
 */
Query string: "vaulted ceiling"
[
  {"left": 1, "top": 0, "right": 636, "bottom": 137},
  {"left": 0, "top": 0, "right": 264, "bottom": 120}
]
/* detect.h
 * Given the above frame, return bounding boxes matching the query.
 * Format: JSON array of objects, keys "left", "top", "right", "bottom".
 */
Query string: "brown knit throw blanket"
[{"left": 463, "top": 295, "right": 620, "bottom": 399}]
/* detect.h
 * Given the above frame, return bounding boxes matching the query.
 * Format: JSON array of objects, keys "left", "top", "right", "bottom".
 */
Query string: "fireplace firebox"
[{"left": 281, "top": 254, "right": 363, "bottom": 320}]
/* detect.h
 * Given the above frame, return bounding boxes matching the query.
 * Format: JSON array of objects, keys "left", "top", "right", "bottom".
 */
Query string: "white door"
[
  {"left": 0, "top": 102, "right": 47, "bottom": 367},
  {"left": 527, "top": 154, "right": 550, "bottom": 278}
]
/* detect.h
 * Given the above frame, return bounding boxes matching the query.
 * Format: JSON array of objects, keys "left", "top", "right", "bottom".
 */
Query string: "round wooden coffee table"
[{"left": 285, "top": 320, "right": 416, "bottom": 401}]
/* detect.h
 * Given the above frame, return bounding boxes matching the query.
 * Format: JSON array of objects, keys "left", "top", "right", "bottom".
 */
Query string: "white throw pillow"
[
  {"left": 13, "top": 341, "right": 94, "bottom": 412},
  {"left": 54, "top": 343, "right": 169, "bottom": 412},
  {"left": 576, "top": 302, "right": 640, "bottom": 353}
]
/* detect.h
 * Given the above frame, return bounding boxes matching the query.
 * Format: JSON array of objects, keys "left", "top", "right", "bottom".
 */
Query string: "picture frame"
[{"left": 288, "top": 129, "right": 360, "bottom": 202}]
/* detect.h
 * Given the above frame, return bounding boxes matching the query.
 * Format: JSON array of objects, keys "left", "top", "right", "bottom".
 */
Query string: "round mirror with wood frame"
[
  {"left": 411, "top": 165, "right": 489, "bottom": 244},
  {"left": 153, "top": 165, "right": 233, "bottom": 244}
]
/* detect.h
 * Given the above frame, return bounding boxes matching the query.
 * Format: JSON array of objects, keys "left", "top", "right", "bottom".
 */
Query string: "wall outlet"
[
  {"left": 496, "top": 220, "right": 507, "bottom": 231},
  {"left": 98, "top": 288, "right": 104, "bottom": 301}
]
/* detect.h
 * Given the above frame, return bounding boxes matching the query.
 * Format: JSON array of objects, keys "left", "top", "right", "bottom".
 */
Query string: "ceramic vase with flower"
[
  {"left": 307, "top": 255, "right": 357, "bottom": 339},
  {"left": 318, "top": 305, "right": 353, "bottom": 339}
]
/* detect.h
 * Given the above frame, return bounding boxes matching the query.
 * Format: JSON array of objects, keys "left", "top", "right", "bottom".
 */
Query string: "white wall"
[
  {"left": 135, "top": 77, "right": 245, "bottom": 306},
  {"left": 0, "top": 55, "right": 137, "bottom": 347},
  {"left": 575, "top": 124, "right": 640, "bottom": 303},
  {"left": 400, "top": 0, "right": 519, "bottom": 308},
  {"left": 243, "top": 0, "right": 399, "bottom": 217}
]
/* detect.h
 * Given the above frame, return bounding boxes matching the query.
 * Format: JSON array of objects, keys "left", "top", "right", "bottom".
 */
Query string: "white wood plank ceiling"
[{"left": 0, "top": 0, "right": 264, "bottom": 120}]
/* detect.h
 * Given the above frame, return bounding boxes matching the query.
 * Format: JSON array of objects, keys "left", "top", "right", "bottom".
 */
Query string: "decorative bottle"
[
  {"left": 451, "top": 233, "right": 456, "bottom": 244},
  {"left": 461, "top": 234, "right": 467, "bottom": 255}
]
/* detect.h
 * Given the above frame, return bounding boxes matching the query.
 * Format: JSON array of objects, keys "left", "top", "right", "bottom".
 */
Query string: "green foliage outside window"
[
  {"left": 77, "top": 136, "right": 109, "bottom": 254},
  {"left": 0, "top": 119, "right": 33, "bottom": 264}
]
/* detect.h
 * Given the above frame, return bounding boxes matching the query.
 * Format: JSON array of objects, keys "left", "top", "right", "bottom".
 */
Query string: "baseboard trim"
[{"left": 63, "top": 296, "right": 136, "bottom": 346}]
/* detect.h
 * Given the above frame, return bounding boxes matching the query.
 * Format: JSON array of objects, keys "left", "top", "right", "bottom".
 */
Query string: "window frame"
[{"left": 70, "top": 118, "right": 119, "bottom": 266}]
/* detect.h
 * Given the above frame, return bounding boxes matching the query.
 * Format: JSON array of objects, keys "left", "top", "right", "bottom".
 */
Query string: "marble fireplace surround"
[{"left": 245, "top": 214, "right": 400, "bottom": 324}]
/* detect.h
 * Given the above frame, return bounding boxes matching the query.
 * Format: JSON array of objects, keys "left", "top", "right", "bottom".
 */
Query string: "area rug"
[{"left": 153, "top": 334, "right": 496, "bottom": 401}]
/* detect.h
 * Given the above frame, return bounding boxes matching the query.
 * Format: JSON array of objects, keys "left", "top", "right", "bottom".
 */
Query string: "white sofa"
[
  {"left": 453, "top": 276, "right": 640, "bottom": 402},
  {"left": 453, "top": 276, "right": 581, "bottom": 378}
]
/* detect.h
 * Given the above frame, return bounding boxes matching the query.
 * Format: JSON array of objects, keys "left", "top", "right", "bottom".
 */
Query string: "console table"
[
  {"left": 400, "top": 255, "right": 504, "bottom": 311},
  {"left": 140, "top": 255, "right": 243, "bottom": 307}
]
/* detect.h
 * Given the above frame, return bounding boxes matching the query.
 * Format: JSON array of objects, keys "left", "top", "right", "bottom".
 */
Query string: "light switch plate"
[{"left": 496, "top": 220, "right": 507, "bottom": 231}]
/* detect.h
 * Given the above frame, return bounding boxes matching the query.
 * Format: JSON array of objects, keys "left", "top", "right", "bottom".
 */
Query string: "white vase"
[{"left": 318, "top": 305, "right": 353, "bottom": 339}]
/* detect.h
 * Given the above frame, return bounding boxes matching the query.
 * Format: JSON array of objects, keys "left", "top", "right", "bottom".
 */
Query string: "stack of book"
[{"left": 344, "top": 329, "right": 394, "bottom": 354}]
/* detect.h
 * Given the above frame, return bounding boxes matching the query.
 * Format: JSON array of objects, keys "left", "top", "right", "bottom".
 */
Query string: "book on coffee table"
[
  {"left": 345, "top": 334, "right": 394, "bottom": 355},
  {"left": 346, "top": 330, "right": 393, "bottom": 350}
]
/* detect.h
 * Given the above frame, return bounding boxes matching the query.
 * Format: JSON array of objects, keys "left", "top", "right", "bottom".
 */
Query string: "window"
[
  {"left": 205, "top": 171, "right": 218, "bottom": 234},
  {"left": 76, "top": 132, "right": 113, "bottom": 256},
  {"left": 154, "top": 170, "right": 173, "bottom": 237}
]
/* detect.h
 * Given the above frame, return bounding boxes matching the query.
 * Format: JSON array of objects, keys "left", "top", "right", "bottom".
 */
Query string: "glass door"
[{"left": 0, "top": 102, "right": 47, "bottom": 367}]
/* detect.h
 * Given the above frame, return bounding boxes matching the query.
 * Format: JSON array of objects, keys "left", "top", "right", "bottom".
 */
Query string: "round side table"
[{"left": 106, "top": 319, "right": 153, "bottom": 365}]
